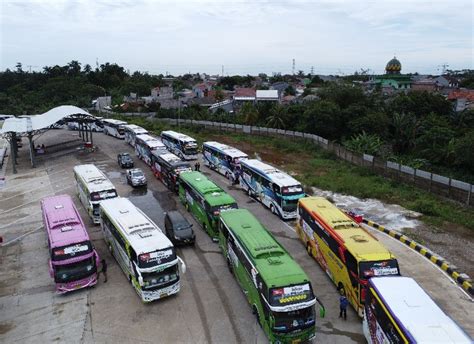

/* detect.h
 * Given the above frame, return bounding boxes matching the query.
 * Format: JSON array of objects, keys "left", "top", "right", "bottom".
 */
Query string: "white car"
[{"left": 126, "top": 168, "right": 147, "bottom": 187}]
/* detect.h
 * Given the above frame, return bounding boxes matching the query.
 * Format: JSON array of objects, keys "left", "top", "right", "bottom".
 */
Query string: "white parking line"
[
  {"left": 1, "top": 175, "right": 70, "bottom": 202},
  {"left": 0, "top": 210, "right": 41, "bottom": 229}
]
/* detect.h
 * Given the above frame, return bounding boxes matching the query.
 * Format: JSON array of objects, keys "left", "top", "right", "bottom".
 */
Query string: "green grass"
[{"left": 114, "top": 115, "right": 474, "bottom": 232}]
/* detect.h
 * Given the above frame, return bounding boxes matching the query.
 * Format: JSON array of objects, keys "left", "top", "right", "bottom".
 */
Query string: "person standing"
[
  {"left": 194, "top": 161, "right": 200, "bottom": 171},
  {"left": 339, "top": 293, "right": 348, "bottom": 320},
  {"left": 100, "top": 259, "right": 108, "bottom": 283}
]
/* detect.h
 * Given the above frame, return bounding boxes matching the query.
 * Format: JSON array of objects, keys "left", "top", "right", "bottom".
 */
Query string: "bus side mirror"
[
  {"left": 48, "top": 260, "right": 54, "bottom": 278},
  {"left": 138, "top": 275, "right": 144, "bottom": 286},
  {"left": 178, "top": 256, "right": 186, "bottom": 274}
]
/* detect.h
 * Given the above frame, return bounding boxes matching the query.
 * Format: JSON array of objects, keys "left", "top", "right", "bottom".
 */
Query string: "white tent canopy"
[{"left": 0, "top": 105, "right": 94, "bottom": 135}]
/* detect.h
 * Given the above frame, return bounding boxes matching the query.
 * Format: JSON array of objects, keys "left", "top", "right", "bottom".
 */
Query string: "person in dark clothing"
[
  {"left": 194, "top": 161, "right": 200, "bottom": 171},
  {"left": 339, "top": 293, "right": 348, "bottom": 320},
  {"left": 100, "top": 259, "right": 108, "bottom": 283}
]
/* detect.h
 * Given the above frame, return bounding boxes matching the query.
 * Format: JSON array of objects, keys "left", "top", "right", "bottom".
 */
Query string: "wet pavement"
[{"left": 0, "top": 129, "right": 472, "bottom": 343}]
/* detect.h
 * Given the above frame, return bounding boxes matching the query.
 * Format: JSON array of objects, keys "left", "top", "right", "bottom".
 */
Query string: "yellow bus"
[{"left": 296, "top": 197, "right": 400, "bottom": 317}]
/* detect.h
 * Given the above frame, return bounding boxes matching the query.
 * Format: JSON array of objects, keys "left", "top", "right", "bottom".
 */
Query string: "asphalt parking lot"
[{"left": 0, "top": 129, "right": 472, "bottom": 343}]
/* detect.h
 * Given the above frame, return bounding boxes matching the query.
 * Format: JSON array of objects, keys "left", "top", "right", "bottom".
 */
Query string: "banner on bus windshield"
[
  {"left": 360, "top": 260, "right": 399, "bottom": 278},
  {"left": 91, "top": 190, "right": 117, "bottom": 201},
  {"left": 270, "top": 283, "right": 313, "bottom": 306},
  {"left": 53, "top": 242, "right": 92, "bottom": 261},
  {"left": 139, "top": 248, "right": 176, "bottom": 268}
]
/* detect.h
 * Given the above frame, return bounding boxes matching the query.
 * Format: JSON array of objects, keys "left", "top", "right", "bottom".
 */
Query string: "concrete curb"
[{"left": 360, "top": 217, "right": 473, "bottom": 297}]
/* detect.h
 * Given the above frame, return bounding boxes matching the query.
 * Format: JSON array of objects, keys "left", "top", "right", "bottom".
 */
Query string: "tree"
[
  {"left": 214, "top": 88, "right": 225, "bottom": 102},
  {"left": 343, "top": 131, "right": 383, "bottom": 156},
  {"left": 390, "top": 112, "right": 419, "bottom": 154},
  {"left": 415, "top": 113, "right": 455, "bottom": 164},
  {"left": 266, "top": 105, "right": 287, "bottom": 129},
  {"left": 299, "top": 100, "right": 341, "bottom": 139},
  {"left": 454, "top": 130, "right": 474, "bottom": 172},
  {"left": 240, "top": 102, "right": 259, "bottom": 125},
  {"left": 284, "top": 85, "right": 296, "bottom": 96}
]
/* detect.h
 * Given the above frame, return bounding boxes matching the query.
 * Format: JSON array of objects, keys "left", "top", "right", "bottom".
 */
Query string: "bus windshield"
[
  {"left": 269, "top": 283, "right": 314, "bottom": 307},
  {"left": 142, "top": 265, "right": 179, "bottom": 290},
  {"left": 359, "top": 260, "right": 399, "bottom": 278},
  {"left": 211, "top": 203, "right": 238, "bottom": 216},
  {"left": 183, "top": 144, "right": 197, "bottom": 156},
  {"left": 273, "top": 306, "right": 315, "bottom": 334},
  {"left": 281, "top": 198, "right": 299, "bottom": 213},
  {"left": 54, "top": 257, "right": 96, "bottom": 283},
  {"left": 138, "top": 248, "right": 177, "bottom": 269},
  {"left": 91, "top": 189, "right": 118, "bottom": 202},
  {"left": 52, "top": 241, "right": 93, "bottom": 261}
]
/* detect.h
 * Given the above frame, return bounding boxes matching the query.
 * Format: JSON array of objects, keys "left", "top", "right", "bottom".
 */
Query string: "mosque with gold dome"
[{"left": 374, "top": 56, "right": 412, "bottom": 92}]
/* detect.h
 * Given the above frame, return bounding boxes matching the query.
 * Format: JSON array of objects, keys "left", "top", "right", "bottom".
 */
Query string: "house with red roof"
[{"left": 447, "top": 89, "right": 474, "bottom": 112}]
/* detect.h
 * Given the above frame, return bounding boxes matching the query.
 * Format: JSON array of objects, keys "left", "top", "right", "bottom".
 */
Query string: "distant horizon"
[{"left": 1, "top": 0, "right": 472, "bottom": 76}]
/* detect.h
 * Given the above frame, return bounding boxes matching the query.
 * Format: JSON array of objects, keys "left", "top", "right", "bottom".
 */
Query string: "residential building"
[
  {"left": 447, "top": 89, "right": 474, "bottom": 112},
  {"left": 256, "top": 90, "right": 280, "bottom": 103}
]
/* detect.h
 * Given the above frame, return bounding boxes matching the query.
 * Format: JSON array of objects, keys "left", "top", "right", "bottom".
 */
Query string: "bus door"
[{"left": 343, "top": 250, "right": 362, "bottom": 304}]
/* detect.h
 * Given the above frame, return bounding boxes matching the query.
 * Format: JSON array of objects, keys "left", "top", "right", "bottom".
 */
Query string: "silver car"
[{"left": 126, "top": 168, "right": 147, "bottom": 187}]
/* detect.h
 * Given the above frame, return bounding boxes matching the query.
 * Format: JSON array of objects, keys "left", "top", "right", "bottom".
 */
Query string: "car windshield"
[
  {"left": 54, "top": 257, "right": 96, "bottom": 283},
  {"left": 132, "top": 171, "right": 144, "bottom": 177},
  {"left": 272, "top": 306, "right": 315, "bottom": 334},
  {"left": 141, "top": 265, "right": 178, "bottom": 290}
]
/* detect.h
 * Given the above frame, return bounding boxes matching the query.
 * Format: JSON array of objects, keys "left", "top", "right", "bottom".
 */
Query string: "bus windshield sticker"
[
  {"left": 270, "top": 283, "right": 312, "bottom": 306},
  {"left": 53, "top": 242, "right": 91, "bottom": 260},
  {"left": 139, "top": 249, "right": 174, "bottom": 266},
  {"left": 360, "top": 261, "right": 399, "bottom": 278}
]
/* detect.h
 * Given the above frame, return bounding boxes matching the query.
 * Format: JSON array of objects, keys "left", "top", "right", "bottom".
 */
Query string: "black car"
[
  {"left": 118, "top": 153, "right": 134, "bottom": 168},
  {"left": 164, "top": 211, "right": 195, "bottom": 246}
]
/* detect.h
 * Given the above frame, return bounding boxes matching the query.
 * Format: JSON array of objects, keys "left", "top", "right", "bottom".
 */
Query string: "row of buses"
[{"left": 51, "top": 119, "right": 471, "bottom": 343}]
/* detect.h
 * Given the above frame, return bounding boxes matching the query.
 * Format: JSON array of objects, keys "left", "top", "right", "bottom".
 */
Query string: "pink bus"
[{"left": 41, "top": 194, "right": 100, "bottom": 293}]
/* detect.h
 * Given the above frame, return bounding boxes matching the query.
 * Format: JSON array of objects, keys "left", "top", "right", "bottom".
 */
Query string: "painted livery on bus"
[
  {"left": 161, "top": 130, "right": 198, "bottom": 160},
  {"left": 102, "top": 119, "right": 127, "bottom": 139},
  {"left": 41, "top": 194, "right": 99, "bottom": 294},
  {"left": 219, "top": 209, "right": 320, "bottom": 344},
  {"left": 364, "top": 276, "right": 472, "bottom": 344},
  {"left": 203, "top": 141, "right": 248, "bottom": 182},
  {"left": 178, "top": 171, "right": 237, "bottom": 240},
  {"left": 134, "top": 134, "right": 167, "bottom": 166},
  {"left": 296, "top": 197, "right": 400, "bottom": 317},
  {"left": 151, "top": 151, "right": 192, "bottom": 192},
  {"left": 100, "top": 197, "right": 185, "bottom": 302},
  {"left": 239, "top": 159, "right": 305, "bottom": 219},
  {"left": 124, "top": 124, "right": 148, "bottom": 147},
  {"left": 73, "top": 164, "right": 118, "bottom": 224}
]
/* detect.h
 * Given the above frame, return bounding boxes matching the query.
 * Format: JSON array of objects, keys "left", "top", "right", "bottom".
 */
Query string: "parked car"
[
  {"left": 164, "top": 211, "right": 195, "bottom": 245},
  {"left": 118, "top": 153, "right": 134, "bottom": 168},
  {"left": 126, "top": 168, "right": 147, "bottom": 187}
]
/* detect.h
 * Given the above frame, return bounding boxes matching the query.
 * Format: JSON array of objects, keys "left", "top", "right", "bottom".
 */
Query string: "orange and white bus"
[{"left": 296, "top": 197, "right": 400, "bottom": 316}]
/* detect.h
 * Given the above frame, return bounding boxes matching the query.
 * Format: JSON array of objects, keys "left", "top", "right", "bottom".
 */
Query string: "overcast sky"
[{"left": 1, "top": 0, "right": 472, "bottom": 75}]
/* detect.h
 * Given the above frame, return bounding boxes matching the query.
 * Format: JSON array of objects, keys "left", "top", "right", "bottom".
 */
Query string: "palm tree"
[
  {"left": 240, "top": 102, "right": 259, "bottom": 125},
  {"left": 266, "top": 104, "right": 287, "bottom": 129}
]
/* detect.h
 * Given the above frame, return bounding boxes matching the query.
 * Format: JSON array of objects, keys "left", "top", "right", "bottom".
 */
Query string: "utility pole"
[
  {"left": 222, "top": 65, "right": 224, "bottom": 77},
  {"left": 311, "top": 66, "right": 314, "bottom": 77},
  {"left": 292, "top": 59, "right": 295, "bottom": 75},
  {"left": 26, "top": 65, "right": 38, "bottom": 73}
]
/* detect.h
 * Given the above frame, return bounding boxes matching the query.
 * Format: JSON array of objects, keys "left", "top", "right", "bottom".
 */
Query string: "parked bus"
[
  {"left": 178, "top": 171, "right": 237, "bottom": 240},
  {"left": 151, "top": 151, "right": 192, "bottom": 192},
  {"left": 239, "top": 159, "right": 305, "bottom": 219},
  {"left": 296, "top": 197, "right": 400, "bottom": 317},
  {"left": 134, "top": 134, "right": 167, "bottom": 166},
  {"left": 219, "top": 208, "right": 321, "bottom": 343},
  {"left": 100, "top": 197, "right": 185, "bottom": 302},
  {"left": 160, "top": 130, "right": 198, "bottom": 160},
  {"left": 364, "top": 276, "right": 472, "bottom": 344},
  {"left": 41, "top": 194, "right": 100, "bottom": 294},
  {"left": 203, "top": 141, "right": 248, "bottom": 182},
  {"left": 124, "top": 124, "right": 148, "bottom": 147},
  {"left": 102, "top": 119, "right": 127, "bottom": 139},
  {"left": 73, "top": 164, "right": 118, "bottom": 224}
]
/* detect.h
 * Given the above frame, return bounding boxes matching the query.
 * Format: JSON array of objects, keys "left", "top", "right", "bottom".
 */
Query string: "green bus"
[
  {"left": 219, "top": 209, "right": 322, "bottom": 344},
  {"left": 178, "top": 171, "right": 238, "bottom": 241}
]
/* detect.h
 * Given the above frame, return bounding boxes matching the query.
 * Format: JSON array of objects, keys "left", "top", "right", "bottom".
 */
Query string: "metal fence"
[{"left": 156, "top": 117, "right": 474, "bottom": 206}]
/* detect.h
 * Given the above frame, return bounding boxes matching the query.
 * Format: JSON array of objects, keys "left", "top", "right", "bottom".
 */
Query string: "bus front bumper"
[
  {"left": 141, "top": 281, "right": 180, "bottom": 302},
  {"left": 272, "top": 326, "right": 316, "bottom": 344},
  {"left": 56, "top": 274, "right": 98, "bottom": 294}
]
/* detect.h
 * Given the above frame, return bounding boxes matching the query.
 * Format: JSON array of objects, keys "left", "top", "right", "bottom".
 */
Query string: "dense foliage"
[{"left": 1, "top": 61, "right": 473, "bottom": 180}]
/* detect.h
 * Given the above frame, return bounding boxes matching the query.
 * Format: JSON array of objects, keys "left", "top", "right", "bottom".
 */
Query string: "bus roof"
[
  {"left": 370, "top": 277, "right": 472, "bottom": 343},
  {"left": 299, "top": 197, "right": 396, "bottom": 262},
  {"left": 241, "top": 159, "right": 301, "bottom": 188},
  {"left": 161, "top": 130, "right": 196, "bottom": 143},
  {"left": 203, "top": 141, "right": 248, "bottom": 159},
  {"left": 102, "top": 118, "right": 127, "bottom": 125},
  {"left": 41, "top": 194, "right": 88, "bottom": 248},
  {"left": 136, "top": 134, "right": 166, "bottom": 149},
  {"left": 153, "top": 152, "right": 182, "bottom": 164},
  {"left": 99, "top": 197, "right": 173, "bottom": 255},
  {"left": 220, "top": 209, "right": 310, "bottom": 288},
  {"left": 123, "top": 124, "right": 148, "bottom": 134},
  {"left": 179, "top": 171, "right": 236, "bottom": 207},
  {"left": 73, "top": 164, "right": 116, "bottom": 194}
]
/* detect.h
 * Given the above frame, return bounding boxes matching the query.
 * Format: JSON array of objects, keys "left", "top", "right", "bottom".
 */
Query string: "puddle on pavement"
[
  {"left": 127, "top": 189, "right": 176, "bottom": 227},
  {"left": 311, "top": 187, "right": 420, "bottom": 232},
  {"left": 106, "top": 171, "right": 123, "bottom": 180}
]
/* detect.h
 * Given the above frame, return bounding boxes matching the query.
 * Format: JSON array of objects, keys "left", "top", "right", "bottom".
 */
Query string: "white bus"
[
  {"left": 363, "top": 276, "right": 472, "bottom": 344},
  {"left": 124, "top": 124, "right": 148, "bottom": 147},
  {"left": 160, "top": 130, "right": 198, "bottom": 160},
  {"left": 100, "top": 197, "right": 185, "bottom": 302},
  {"left": 135, "top": 134, "right": 167, "bottom": 166},
  {"left": 239, "top": 159, "right": 305, "bottom": 219},
  {"left": 202, "top": 141, "right": 248, "bottom": 182},
  {"left": 103, "top": 119, "right": 127, "bottom": 139},
  {"left": 73, "top": 164, "right": 118, "bottom": 224}
]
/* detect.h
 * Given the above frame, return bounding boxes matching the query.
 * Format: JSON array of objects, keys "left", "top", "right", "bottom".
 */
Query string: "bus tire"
[
  {"left": 306, "top": 242, "right": 312, "bottom": 257},
  {"left": 270, "top": 204, "right": 276, "bottom": 215},
  {"left": 226, "top": 257, "right": 233, "bottom": 274},
  {"left": 252, "top": 305, "right": 261, "bottom": 326},
  {"left": 338, "top": 283, "right": 345, "bottom": 296},
  {"left": 185, "top": 202, "right": 189, "bottom": 211}
]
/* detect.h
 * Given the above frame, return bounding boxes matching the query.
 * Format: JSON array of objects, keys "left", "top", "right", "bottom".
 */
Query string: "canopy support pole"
[{"left": 28, "top": 132, "right": 35, "bottom": 168}]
